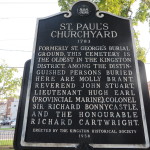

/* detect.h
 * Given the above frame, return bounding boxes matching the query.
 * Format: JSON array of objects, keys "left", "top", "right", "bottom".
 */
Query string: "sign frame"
[{"left": 15, "top": 0, "right": 150, "bottom": 149}]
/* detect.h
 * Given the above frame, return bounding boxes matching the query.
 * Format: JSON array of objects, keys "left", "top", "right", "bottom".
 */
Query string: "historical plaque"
[{"left": 14, "top": 0, "right": 150, "bottom": 150}]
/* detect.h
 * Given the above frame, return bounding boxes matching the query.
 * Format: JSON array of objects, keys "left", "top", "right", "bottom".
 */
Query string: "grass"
[
  {"left": 0, "top": 149, "right": 14, "bottom": 150},
  {"left": 0, "top": 140, "right": 13, "bottom": 146},
  {"left": 0, "top": 128, "right": 14, "bottom": 130},
  {"left": 0, "top": 129, "right": 14, "bottom": 149}
]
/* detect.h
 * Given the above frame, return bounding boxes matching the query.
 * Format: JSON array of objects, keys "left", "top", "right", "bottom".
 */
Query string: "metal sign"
[{"left": 14, "top": 1, "right": 150, "bottom": 150}]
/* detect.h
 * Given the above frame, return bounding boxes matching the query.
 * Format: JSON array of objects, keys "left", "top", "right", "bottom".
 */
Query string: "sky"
[{"left": 0, "top": 0, "right": 150, "bottom": 81}]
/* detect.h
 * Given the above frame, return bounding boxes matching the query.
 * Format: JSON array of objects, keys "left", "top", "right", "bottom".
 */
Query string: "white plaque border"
[{"left": 20, "top": 0, "right": 150, "bottom": 148}]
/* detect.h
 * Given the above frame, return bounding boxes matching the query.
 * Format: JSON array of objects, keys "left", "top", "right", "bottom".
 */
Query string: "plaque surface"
[{"left": 14, "top": 0, "right": 150, "bottom": 149}]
